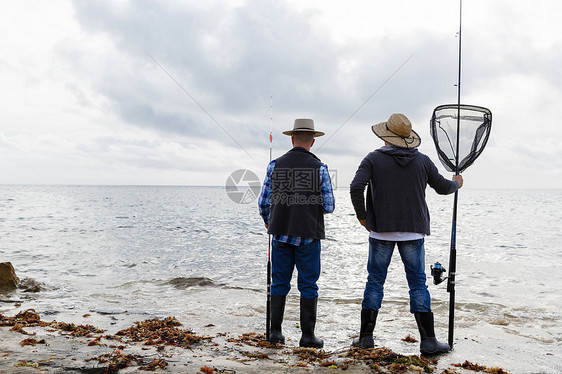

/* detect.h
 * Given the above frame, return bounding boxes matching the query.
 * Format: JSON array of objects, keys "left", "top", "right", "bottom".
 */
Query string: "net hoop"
[{"left": 430, "top": 104, "right": 492, "bottom": 173}]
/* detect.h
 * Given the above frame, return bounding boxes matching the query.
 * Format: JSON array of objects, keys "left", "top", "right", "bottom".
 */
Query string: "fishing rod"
[
  {"left": 430, "top": 0, "right": 492, "bottom": 351},
  {"left": 447, "top": 0, "right": 463, "bottom": 349},
  {"left": 265, "top": 96, "right": 273, "bottom": 341}
]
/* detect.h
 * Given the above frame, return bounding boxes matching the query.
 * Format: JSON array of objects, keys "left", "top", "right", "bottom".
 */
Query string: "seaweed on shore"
[
  {"left": 452, "top": 360, "right": 510, "bottom": 374},
  {"left": 292, "top": 347, "right": 331, "bottom": 363},
  {"left": 85, "top": 347, "right": 167, "bottom": 373},
  {"left": 49, "top": 321, "right": 105, "bottom": 337},
  {"left": 287, "top": 347, "right": 336, "bottom": 369},
  {"left": 1, "top": 311, "right": 511, "bottom": 374},
  {"left": 0, "top": 309, "right": 43, "bottom": 327},
  {"left": 139, "top": 357, "right": 168, "bottom": 371},
  {"left": 320, "top": 359, "right": 339, "bottom": 368},
  {"left": 1, "top": 309, "right": 105, "bottom": 337},
  {"left": 20, "top": 337, "right": 46, "bottom": 346},
  {"left": 226, "top": 332, "right": 435, "bottom": 371},
  {"left": 115, "top": 316, "right": 212, "bottom": 349},
  {"left": 225, "top": 332, "right": 357, "bottom": 369},
  {"left": 14, "top": 360, "right": 39, "bottom": 369},
  {"left": 402, "top": 334, "right": 418, "bottom": 343},
  {"left": 226, "top": 331, "right": 280, "bottom": 348},
  {"left": 2, "top": 311, "right": 213, "bottom": 372},
  {"left": 85, "top": 349, "right": 144, "bottom": 374},
  {"left": 342, "top": 347, "right": 435, "bottom": 373},
  {"left": 10, "top": 324, "right": 35, "bottom": 335},
  {"left": 240, "top": 350, "right": 270, "bottom": 360}
]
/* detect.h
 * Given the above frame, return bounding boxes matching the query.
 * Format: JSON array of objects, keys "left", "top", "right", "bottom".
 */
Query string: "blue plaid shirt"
[{"left": 258, "top": 159, "right": 335, "bottom": 245}]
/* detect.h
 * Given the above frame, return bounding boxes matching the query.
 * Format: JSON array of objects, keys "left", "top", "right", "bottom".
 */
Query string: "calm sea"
[{"left": 1, "top": 185, "right": 561, "bottom": 373}]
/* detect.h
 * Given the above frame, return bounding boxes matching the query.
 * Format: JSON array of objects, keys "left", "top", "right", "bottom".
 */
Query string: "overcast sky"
[{"left": 1, "top": 0, "right": 561, "bottom": 188}]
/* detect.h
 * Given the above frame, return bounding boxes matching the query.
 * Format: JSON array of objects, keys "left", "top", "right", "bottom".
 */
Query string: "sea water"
[{"left": 1, "top": 185, "right": 561, "bottom": 373}]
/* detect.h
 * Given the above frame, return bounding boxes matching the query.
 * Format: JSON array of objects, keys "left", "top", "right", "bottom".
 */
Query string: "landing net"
[{"left": 430, "top": 104, "right": 492, "bottom": 173}]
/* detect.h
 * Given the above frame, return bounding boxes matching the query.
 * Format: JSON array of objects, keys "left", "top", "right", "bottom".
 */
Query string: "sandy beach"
[{"left": 0, "top": 309, "right": 513, "bottom": 374}]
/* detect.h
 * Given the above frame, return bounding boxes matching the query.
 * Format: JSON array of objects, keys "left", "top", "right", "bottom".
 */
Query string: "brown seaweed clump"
[
  {"left": 20, "top": 337, "right": 47, "bottom": 346},
  {"left": 115, "top": 316, "right": 211, "bottom": 348},
  {"left": 49, "top": 321, "right": 105, "bottom": 337},
  {"left": 86, "top": 349, "right": 166, "bottom": 373},
  {"left": 226, "top": 331, "right": 280, "bottom": 348},
  {"left": 138, "top": 357, "right": 168, "bottom": 371},
  {"left": 10, "top": 324, "right": 35, "bottom": 335},
  {"left": 452, "top": 360, "right": 510, "bottom": 374},
  {"left": 86, "top": 349, "right": 144, "bottom": 374},
  {"left": 240, "top": 350, "right": 270, "bottom": 360},
  {"left": 289, "top": 347, "right": 349, "bottom": 369},
  {"left": 1, "top": 309, "right": 105, "bottom": 337},
  {"left": 402, "top": 334, "right": 418, "bottom": 343},
  {"left": 0, "top": 309, "right": 44, "bottom": 327},
  {"left": 292, "top": 347, "right": 332, "bottom": 364},
  {"left": 342, "top": 347, "right": 435, "bottom": 373},
  {"left": 2, "top": 311, "right": 209, "bottom": 372}
]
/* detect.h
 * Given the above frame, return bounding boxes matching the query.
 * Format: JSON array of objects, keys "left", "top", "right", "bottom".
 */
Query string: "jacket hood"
[{"left": 377, "top": 145, "right": 418, "bottom": 166}]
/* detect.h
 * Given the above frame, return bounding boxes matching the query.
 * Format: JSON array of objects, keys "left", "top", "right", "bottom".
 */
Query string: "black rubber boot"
[
  {"left": 269, "top": 295, "right": 286, "bottom": 344},
  {"left": 352, "top": 309, "right": 378, "bottom": 348},
  {"left": 299, "top": 298, "right": 324, "bottom": 348},
  {"left": 414, "top": 312, "right": 450, "bottom": 354}
]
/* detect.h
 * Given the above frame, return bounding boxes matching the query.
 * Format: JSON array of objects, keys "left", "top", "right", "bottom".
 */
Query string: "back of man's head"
[{"left": 292, "top": 131, "right": 315, "bottom": 146}]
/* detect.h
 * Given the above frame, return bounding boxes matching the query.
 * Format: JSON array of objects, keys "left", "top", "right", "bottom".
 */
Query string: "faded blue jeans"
[
  {"left": 362, "top": 237, "right": 431, "bottom": 313},
  {"left": 271, "top": 239, "right": 321, "bottom": 299}
]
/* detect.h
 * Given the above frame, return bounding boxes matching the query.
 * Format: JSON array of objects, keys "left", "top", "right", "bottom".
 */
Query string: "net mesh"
[{"left": 430, "top": 104, "right": 492, "bottom": 173}]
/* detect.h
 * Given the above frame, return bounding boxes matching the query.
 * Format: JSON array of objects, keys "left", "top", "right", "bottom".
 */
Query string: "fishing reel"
[{"left": 430, "top": 262, "right": 447, "bottom": 285}]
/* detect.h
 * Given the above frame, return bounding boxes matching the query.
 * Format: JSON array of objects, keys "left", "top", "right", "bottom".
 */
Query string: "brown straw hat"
[
  {"left": 371, "top": 113, "right": 421, "bottom": 148},
  {"left": 282, "top": 119, "right": 325, "bottom": 137}
]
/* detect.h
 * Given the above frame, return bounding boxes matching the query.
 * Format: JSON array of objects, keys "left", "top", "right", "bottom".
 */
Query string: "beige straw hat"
[
  {"left": 282, "top": 119, "right": 325, "bottom": 137},
  {"left": 371, "top": 113, "right": 421, "bottom": 148}
]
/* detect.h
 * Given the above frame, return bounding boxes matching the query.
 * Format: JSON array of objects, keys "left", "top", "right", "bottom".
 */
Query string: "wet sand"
[{"left": 0, "top": 310, "right": 511, "bottom": 374}]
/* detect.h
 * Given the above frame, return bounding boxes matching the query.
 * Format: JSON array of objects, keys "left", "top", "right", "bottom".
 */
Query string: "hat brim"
[
  {"left": 371, "top": 122, "right": 421, "bottom": 148},
  {"left": 282, "top": 129, "right": 325, "bottom": 137}
]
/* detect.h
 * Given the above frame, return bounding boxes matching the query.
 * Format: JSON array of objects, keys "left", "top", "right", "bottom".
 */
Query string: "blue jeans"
[
  {"left": 362, "top": 237, "right": 431, "bottom": 313},
  {"left": 271, "top": 239, "right": 321, "bottom": 299}
]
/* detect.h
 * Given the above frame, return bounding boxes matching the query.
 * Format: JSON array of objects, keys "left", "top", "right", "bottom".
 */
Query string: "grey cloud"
[
  {"left": 64, "top": 0, "right": 561, "bottom": 180},
  {"left": 69, "top": 1, "right": 338, "bottom": 108},
  {"left": 67, "top": 0, "right": 456, "bottom": 137}
]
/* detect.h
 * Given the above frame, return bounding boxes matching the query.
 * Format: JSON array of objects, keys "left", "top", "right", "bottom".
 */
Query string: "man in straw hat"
[
  {"left": 258, "top": 118, "right": 335, "bottom": 348},
  {"left": 349, "top": 113, "right": 463, "bottom": 354}
]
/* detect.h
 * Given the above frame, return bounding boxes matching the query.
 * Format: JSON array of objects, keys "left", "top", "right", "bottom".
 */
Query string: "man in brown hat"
[
  {"left": 258, "top": 118, "right": 335, "bottom": 348},
  {"left": 349, "top": 113, "right": 462, "bottom": 354}
]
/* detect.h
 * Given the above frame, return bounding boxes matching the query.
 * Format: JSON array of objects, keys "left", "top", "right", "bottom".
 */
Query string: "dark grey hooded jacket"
[{"left": 350, "top": 145, "right": 459, "bottom": 235}]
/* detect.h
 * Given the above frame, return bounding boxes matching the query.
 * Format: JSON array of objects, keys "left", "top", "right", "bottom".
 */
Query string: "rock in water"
[
  {"left": 19, "top": 277, "right": 44, "bottom": 292},
  {"left": 0, "top": 262, "right": 20, "bottom": 291},
  {"left": 168, "top": 277, "right": 215, "bottom": 289}
]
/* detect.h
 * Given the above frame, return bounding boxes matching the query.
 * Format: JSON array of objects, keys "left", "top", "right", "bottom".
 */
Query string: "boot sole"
[
  {"left": 299, "top": 341, "right": 324, "bottom": 348},
  {"left": 300, "top": 343, "right": 324, "bottom": 348},
  {"left": 420, "top": 348, "right": 450, "bottom": 355}
]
